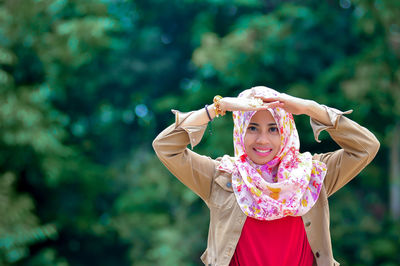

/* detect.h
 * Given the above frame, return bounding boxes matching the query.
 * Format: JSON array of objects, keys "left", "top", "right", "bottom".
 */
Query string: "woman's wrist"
[
  {"left": 206, "top": 103, "right": 217, "bottom": 120},
  {"left": 304, "top": 100, "right": 332, "bottom": 126},
  {"left": 179, "top": 103, "right": 217, "bottom": 128},
  {"left": 219, "top": 97, "right": 229, "bottom": 113},
  {"left": 213, "top": 95, "right": 226, "bottom": 117}
]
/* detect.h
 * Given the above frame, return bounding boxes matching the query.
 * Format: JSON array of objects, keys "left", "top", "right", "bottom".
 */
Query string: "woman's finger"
[
  {"left": 250, "top": 101, "right": 282, "bottom": 111},
  {"left": 255, "top": 95, "right": 281, "bottom": 103},
  {"left": 266, "top": 101, "right": 284, "bottom": 109}
]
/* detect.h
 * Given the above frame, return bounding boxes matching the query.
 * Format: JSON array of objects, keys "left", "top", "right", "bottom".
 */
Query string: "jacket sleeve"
[
  {"left": 152, "top": 110, "right": 217, "bottom": 203},
  {"left": 311, "top": 106, "right": 380, "bottom": 197}
]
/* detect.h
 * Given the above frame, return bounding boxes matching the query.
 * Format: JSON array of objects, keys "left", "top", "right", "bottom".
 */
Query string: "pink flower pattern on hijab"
[{"left": 218, "top": 86, "right": 327, "bottom": 220}]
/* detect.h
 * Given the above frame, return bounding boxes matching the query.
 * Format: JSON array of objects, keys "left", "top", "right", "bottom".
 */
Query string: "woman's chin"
[{"left": 248, "top": 155, "right": 272, "bottom": 165}]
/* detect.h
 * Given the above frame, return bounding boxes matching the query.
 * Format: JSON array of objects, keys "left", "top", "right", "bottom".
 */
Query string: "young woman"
[{"left": 153, "top": 86, "right": 380, "bottom": 266}]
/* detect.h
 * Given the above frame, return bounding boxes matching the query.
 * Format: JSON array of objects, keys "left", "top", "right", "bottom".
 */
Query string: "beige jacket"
[{"left": 152, "top": 106, "right": 380, "bottom": 266}]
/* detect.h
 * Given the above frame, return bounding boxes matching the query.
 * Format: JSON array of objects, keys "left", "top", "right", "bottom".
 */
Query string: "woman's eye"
[
  {"left": 248, "top": 126, "right": 257, "bottom": 132},
  {"left": 269, "top": 127, "right": 279, "bottom": 134}
]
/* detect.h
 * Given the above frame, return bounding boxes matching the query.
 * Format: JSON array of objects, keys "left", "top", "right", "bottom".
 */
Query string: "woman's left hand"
[
  {"left": 254, "top": 92, "right": 312, "bottom": 116},
  {"left": 254, "top": 90, "right": 332, "bottom": 125}
]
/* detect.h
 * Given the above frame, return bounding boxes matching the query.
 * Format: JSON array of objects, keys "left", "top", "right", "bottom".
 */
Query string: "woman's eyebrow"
[{"left": 249, "top": 122, "right": 277, "bottom": 126}]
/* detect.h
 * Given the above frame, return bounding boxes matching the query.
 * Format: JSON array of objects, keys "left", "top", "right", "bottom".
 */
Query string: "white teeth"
[{"left": 255, "top": 148, "right": 272, "bottom": 153}]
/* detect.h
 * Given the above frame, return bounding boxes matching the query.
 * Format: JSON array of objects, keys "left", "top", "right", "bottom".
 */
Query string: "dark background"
[{"left": 0, "top": 0, "right": 399, "bottom": 265}]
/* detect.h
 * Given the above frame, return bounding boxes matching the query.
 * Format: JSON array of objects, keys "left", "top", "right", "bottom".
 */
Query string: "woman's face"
[{"left": 244, "top": 110, "right": 281, "bottom": 164}]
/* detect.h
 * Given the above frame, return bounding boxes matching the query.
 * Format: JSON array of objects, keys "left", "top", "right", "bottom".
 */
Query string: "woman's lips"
[{"left": 253, "top": 147, "right": 272, "bottom": 157}]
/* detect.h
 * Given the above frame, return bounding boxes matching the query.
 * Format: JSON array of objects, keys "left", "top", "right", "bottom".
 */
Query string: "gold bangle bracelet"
[{"left": 213, "top": 95, "right": 226, "bottom": 117}]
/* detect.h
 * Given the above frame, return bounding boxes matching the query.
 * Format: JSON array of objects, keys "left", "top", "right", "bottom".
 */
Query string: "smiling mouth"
[{"left": 253, "top": 148, "right": 272, "bottom": 156}]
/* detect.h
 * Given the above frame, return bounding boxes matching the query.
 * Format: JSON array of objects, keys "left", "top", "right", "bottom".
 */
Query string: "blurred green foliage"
[{"left": 0, "top": 0, "right": 399, "bottom": 265}]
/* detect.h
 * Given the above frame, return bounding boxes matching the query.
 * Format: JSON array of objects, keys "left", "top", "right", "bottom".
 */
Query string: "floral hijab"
[{"left": 218, "top": 87, "right": 327, "bottom": 220}]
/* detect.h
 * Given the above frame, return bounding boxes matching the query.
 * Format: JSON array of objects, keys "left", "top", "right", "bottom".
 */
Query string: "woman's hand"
[
  {"left": 220, "top": 97, "right": 282, "bottom": 112},
  {"left": 254, "top": 92, "right": 332, "bottom": 125},
  {"left": 254, "top": 93, "right": 313, "bottom": 116},
  {"left": 220, "top": 91, "right": 313, "bottom": 115}
]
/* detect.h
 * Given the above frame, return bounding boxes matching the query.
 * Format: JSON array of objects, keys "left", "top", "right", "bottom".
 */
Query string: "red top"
[{"left": 229, "top": 216, "right": 314, "bottom": 266}]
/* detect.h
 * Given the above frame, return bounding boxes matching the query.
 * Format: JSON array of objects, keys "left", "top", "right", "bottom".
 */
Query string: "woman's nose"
[{"left": 256, "top": 133, "right": 270, "bottom": 144}]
